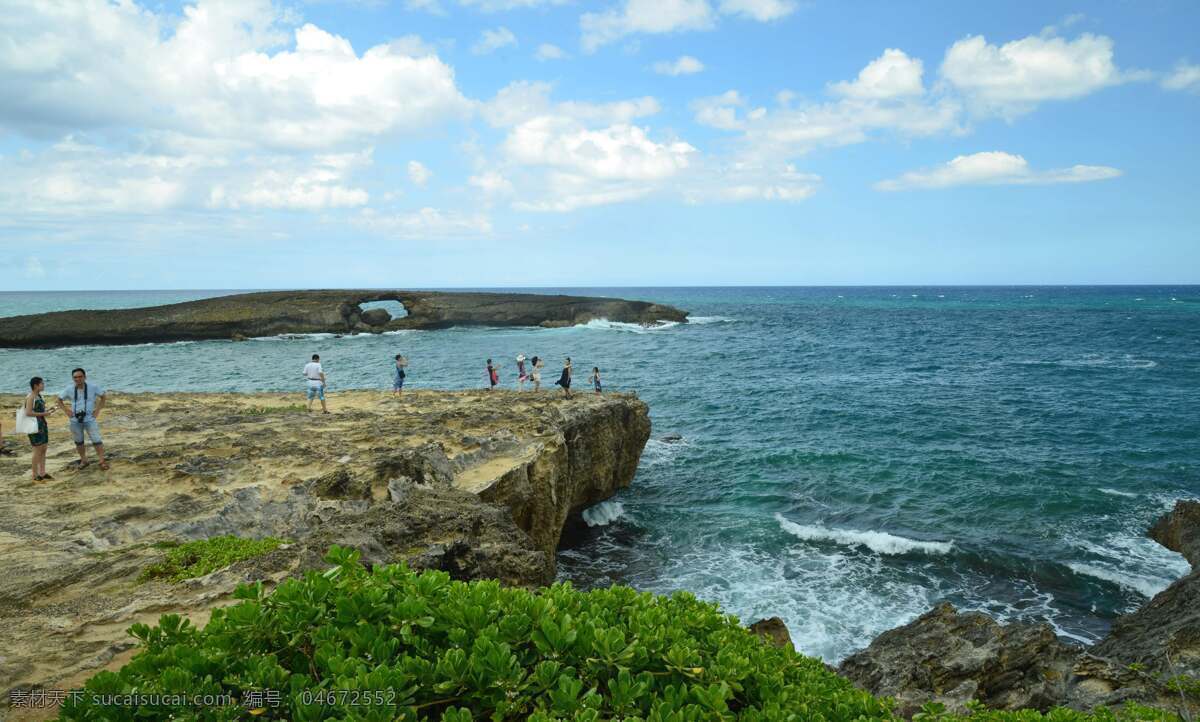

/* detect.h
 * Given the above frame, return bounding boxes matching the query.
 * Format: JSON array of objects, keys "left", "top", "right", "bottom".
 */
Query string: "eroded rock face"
[
  {"left": 0, "top": 289, "right": 689, "bottom": 347},
  {"left": 839, "top": 500, "right": 1200, "bottom": 717},
  {"left": 749, "top": 617, "right": 794, "bottom": 650},
  {"left": 0, "top": 389, "right": 649, "bottom": 697}
]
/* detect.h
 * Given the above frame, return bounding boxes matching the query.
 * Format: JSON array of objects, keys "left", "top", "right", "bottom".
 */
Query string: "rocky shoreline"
[
  {"left": 0, "top": 289, "right": 689, "bottom": 348},
  {"left": 0, "top": 389, "right": 649, "bottom": 706}
]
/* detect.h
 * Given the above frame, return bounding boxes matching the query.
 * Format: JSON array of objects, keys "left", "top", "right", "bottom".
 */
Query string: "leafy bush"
[
  {"left": 65, "top": 547, "right": 1181, "bottom": 721},
  {"left": 138, "top": 535, "right": 285, "bottom": 583}
]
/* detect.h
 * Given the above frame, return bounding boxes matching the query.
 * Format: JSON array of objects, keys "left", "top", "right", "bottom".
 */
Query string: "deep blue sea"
[{"left": 1, "top": 287, "right": 1197, "bottom": 662}]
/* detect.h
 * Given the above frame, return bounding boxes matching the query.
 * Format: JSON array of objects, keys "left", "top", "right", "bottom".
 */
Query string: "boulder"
[
  {"left": 749, "top": 617, "right": 793, "bottom": 649},
  {"left": 360, "top": 308, "right": 392, "bottom": 327},
  {"left": 1148, "top": 500, "right": 1200, "bottom": 571}
]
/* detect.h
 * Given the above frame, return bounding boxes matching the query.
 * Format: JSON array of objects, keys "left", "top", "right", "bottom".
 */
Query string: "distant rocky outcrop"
[
  {"left": 0, "top": 289, "right": 689, "bottom": 348},
  {"left": 839, "top": 499, "right": 1200, "bottom": 717},
  {"left": 0, "top": 389, "right": 650, "bottom": 697}
]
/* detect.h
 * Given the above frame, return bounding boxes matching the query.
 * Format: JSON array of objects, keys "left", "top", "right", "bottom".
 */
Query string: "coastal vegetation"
[
  {"left": 137, "top": 536, "right": 286, "bottom": 584},
  {"left": 66, "top": 547, "right": 1180, "bottom": 721}
]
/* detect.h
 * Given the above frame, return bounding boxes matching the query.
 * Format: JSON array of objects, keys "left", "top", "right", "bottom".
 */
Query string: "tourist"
[
  {"left": 555, "top": 357, "right": 573, "bottom": 398},
  {"left": 393, "top": 354, "right": 407, "bottom": 397},
  {"left": 531, "top": 356, "right": 543, "bottom": 391},
  {"left": 516, "top": 354, "right": 527, "bottom": 390},
  {"left": 303, "top": 354, "right": 328, "bottom": 413},
  {"left": 592, "top": 367, "right": 602, "bottom": 396},
  {"left": 487, "top": 359, "right": 499, "bottom": 390},
  {"left": 56, "top": 367, "right": 109, "bottom": 470},
  {"left": 25, "top": 377, "right": 55, "bottom": 481}
]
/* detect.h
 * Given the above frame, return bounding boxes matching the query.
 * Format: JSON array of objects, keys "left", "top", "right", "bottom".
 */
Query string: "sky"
[{"left": 1, "top": 0, "right": 1198, "bottom": 289}]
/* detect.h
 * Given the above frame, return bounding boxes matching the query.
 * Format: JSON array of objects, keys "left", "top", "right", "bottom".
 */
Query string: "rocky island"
[
  {"left": 0, "top": 290, "right": 689, "bottom": 348},
  {"left": 0, "top": 389, "right": 650, "bottom": 706}
]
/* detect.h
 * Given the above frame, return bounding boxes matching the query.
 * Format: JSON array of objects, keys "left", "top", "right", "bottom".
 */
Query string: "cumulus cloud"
[
  {"left": 353, "top": 207, "right": 493, "bottom": 238},
  {"left": 940, "top": 33, "right": 1131, "bottom": 117},
  {"left": 473, "top": 26, "right": 518, "bottom": 55},
  {"left": 718, "top": 0, "right": 796, "bottom": 22},
  {"left": 469, "top": 171, "right": 515, "bottom": 196},
  {"left": 503, "top": 117, "right": 696, "bottom": 180},
  {"left": 654, "top": 55, "right": 705, "bottom": 76},
  {"left": 581, "top": 0, "right": 715, "bottom": 52},
  {"left": 829, "top": 49, "right": 925, "bottom": 99},
  {"left": 407, "top": 160, "right": 433, "bottom": 187},
  {"left": 0, "top": 0, "right": 471, "bottom": 149},
  {"left": 535, "top": 43, "right": 568, "bottom": 61},
  {"left": 208, "top": 152, "right": 373, "bottom": 210},
  {"left": 1161, "top": 61, "right": 1200, "bottom": 92},
  {"left": 874, "top": 151, "right": 1121, "bottom": 191},
  {"left": 483, "top": 81, "right": 660, "bottom": 127}
]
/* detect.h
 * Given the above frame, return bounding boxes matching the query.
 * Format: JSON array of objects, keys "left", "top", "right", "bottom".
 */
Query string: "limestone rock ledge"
[
  {"left": 839, "top": 499, "right": 1200, "bottom": 717},
  {"left": 0, "top": 390, "right": 649, "bottom": 697}
]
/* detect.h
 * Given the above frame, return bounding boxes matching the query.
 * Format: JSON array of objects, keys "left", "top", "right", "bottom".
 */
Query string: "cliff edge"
[{"left": 0, "top": 389, "right": 649, "bottom": 699}]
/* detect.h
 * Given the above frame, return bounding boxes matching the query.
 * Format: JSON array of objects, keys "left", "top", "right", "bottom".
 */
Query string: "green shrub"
[
  {"left": 64, "top": 547, "right": 1182, "bottom": 721},
  {"left": 138, "top": 535, "right": 285, "bottom": 583}
]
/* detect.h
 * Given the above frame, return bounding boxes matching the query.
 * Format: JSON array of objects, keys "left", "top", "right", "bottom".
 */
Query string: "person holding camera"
[{"left": 56, "top": 367, "right": 109, "bottom": 470}]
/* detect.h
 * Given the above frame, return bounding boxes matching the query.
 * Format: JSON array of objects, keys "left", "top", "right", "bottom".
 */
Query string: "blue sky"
[{"left": 1, "top": 0, "right": 1197, "bottom": 289}]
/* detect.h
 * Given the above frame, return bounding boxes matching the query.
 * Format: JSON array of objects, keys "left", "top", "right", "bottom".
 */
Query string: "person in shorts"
[
  {"left": 393, "top": 354, "right": 407, "bottom": 396},
  {"left": 56, "top": 367, "right": 109, "bottom": 470},
  {"left": 25, "top": 376, "right": 56, "bottom": 480},
  {"left": 303, "top": 354, "right": 328, "bottom": 413},
  {"left": 591, "top": 367, "right": 602, "bottom": 396},
  {"left": 487, "top": 359, "right": 499, "bottom": 390}
]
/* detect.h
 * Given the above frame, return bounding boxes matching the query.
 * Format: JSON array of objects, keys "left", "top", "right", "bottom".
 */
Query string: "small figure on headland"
[
  {"left": 531, "top": 356, "right": 543, "bottom": 391},
  {"left": 393, "top": 354, "right": 407, "bottom": 397},
  {"left": 304, "top": 354, "right": 329, "bottom": 414},
  {"left": 25, "top": 377, "right": 55, "bottom": 481},
  {"left": 592, "top": 367, "right": 602, "bottom": 396},
  {"left": 516, "top": 354, "right": 527, "bottom": 390},
  {"left": 57, "top": 367, "right": 109, "bottom": 470},
  {"left": 487, "top": 359, "right": 499, "bottom": 390},
  {"left": 555, "top": 357, "right": 573, "bottom": 398}
]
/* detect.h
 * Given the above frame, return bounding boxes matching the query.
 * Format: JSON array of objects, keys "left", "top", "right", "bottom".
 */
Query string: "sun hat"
[{"left": 516, "top": 354, "right": 526, "bottom": 362}]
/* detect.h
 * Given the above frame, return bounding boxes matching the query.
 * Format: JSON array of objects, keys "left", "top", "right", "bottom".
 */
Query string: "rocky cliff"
[
  {"left": 0, "top": 289, "right": 689, "bottom": 348},
  {"left": 0, "top": 389, "right": 650, "bottom": 699},
  {"left": 839, "top": 500, "right": 1200, "bottom": 717}
]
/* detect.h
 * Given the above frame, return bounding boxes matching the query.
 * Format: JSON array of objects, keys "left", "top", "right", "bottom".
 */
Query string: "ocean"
[{"left": 1, "top": 287, "right": 1197, "bottom": 663}]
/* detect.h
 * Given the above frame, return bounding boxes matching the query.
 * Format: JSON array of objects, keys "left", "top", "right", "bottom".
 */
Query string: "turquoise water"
[{"left": 1, "top": 287, "right": 1197, "bottom": 662}]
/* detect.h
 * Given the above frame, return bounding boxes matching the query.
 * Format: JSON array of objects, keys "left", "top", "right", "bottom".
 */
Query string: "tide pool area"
[{"left": 1, "top": 286, "right": 1197, "bottom": 662}]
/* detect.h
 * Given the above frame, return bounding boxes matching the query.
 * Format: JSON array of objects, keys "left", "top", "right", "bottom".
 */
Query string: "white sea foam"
[
  {"left": 1098, "top": 488, "right": 1137, "bottom": 498},
  {"left": 582, "top": 500, "right": 626, "bottom": 527},
  {"left": 1058, "top": 354, "right": 1157, "bottom": 370},
  {"left": 686, "top": 316, "right": 735, "bottom": 325},
  {"left": 575, "top": 318, "right": 681, "bottom": 333},
  {"left": 641, "top": 437, "right": 689, "bottom": 466},
  {"left": 1068, "top": 563, "right": 1167, "bottom": 599},
  {"left": 775, "top": 513, "right": 953, "bottom": 556}
]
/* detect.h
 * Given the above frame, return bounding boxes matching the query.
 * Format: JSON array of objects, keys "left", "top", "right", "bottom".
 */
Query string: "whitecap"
[
  {"left": 1068, "top": 563, "right": 1167, "bottom": 599},
  {"left": 582, "top": 500, "right": 626, "bottom": 527},
  {"left": 775, "top": 513, "right": 953, "bottom": 556},
  {"left": 641, "top": 437, "right": 689, "bottom": 466},
  {"left": 1098, "top": 488, "right": 1137, "bottom": 498},
  {"left": 686, "top": 316, "right": 735, "bottom": 325},
  {"left": 575, "top": 318, "right": 681, "bottom": 334}
]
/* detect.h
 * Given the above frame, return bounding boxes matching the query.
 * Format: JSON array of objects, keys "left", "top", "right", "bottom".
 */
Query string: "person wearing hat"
[
  {"left": 516, "top": 354, "right": 527, "bottom": 390},
  {"left": 530, "top": 356, "right": 543, "bottom": 391}
]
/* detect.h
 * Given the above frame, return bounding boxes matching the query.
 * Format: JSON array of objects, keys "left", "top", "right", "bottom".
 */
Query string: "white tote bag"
[{"left": 14, "top": 404, "right": 38, "bottom": 435}]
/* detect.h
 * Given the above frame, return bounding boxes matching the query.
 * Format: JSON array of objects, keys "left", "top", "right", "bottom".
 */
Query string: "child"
[
  {"left": 392, "top": 354, "right": 407, "bottom": 397},
  {"left": 516, "top": 354, "right": 527, "bottom": 390},
  {"left": 24, "top": 376, "right": 55, "bottom": 481},
  {"left": 592, "top": 367, "right": 602, "bottom": 395},
  {"left": 487, "top": 359, "right": 499, "bottom": 390}
]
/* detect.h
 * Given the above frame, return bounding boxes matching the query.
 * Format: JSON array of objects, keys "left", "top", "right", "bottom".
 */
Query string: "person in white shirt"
[{"left": 303, "top": 353, "right": 328, "bottom": 414}]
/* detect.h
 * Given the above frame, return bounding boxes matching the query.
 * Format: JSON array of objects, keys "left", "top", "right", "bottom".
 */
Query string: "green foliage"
[
  {"left": 138, "top": 535, "right": 285, "bottom": 584},
  {"left": 66, "top": 547, "right": 1183, "bottom": 721}
]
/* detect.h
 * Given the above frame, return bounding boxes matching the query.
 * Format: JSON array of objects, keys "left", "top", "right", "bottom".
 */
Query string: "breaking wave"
[{"left": 775, "top": 513, "right": 954, "bottom": 556}]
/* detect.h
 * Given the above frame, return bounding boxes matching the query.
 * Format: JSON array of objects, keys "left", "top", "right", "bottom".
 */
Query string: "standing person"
[
  {"left": 486, "top": 359, "right": 499, "bottom": 390},
  {"left": 303, "top": 354, "right": 328, "bottom": 414},
  {"left": 554, "top": 357, "right": 573, "bottom": 398},
  {"left": 25, "top": 377, "right": 55, "bottom": 481},
  {"left": 591, "top": 367, "right": 602, "bottom": 396},
  {"left": 392, "top": 354, "right": 407, "bottom": 397},
  {"left": 530, "top": 356, "right": 543, "bottom": 391},
  {"left": 56, "top": 367, "right": 109, "bottom": 470},
  {"left": 516, "top": 354, "right": 527, "bottom": 390}
]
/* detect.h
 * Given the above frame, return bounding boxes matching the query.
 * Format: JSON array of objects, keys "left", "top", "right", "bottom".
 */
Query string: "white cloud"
[
  {"left": 459, "top": 0, "right": 568, "bottom": 9},
  {"left": 469, "top": 171, "right": 515, "bottom": 196},
  {"left": 407, "top": 160, "right": 433, "bottom": 187},
  {"left": 535, "top": 43, "right": 568, "bottom": 61},
  {"left": 353, "top": 207, "right": 492, "bottom": 238},
  {"left": 684, "top": 162, "right": 819, "bottom": 203},
  {"left": 940, "top": 33, "right": 1130, "bottom": 117},
  {"left": 483, "top": 81, "right": 660, "bottom": 127},
  {"left": 581, "top": 0, "right": 716, "bottom": 52},
  {"left": 504, "top": 117, "right": 695, "bottom": 180},
  {"left": 718, "top": 0, "right": 796, "bottom": 22},
  {"left": 654, "top": 55, "right": 705, "bottom": 76},
  {"left": 691, "top": 90, "right": 753, "bottom": 130},
  {"left": 875, "top": 151, "right": 1121, "bottom": 191},
  {"left": 208, "top": 152, "right": 373, "bottom": 210},
  {"left": 0, "top": 0, "right": 471, "bottom": 150},
  {"left": 473, "top": 26, "right": 517, "bottom": 55},
  {"left": 24, "top": 257, "right": 47, "bottom": 280},
  {"left": 1162, "top": 61, "right": 1200, "bottom": 93},
  {"left": 830, "top": 49, "right": 924, "bottom": 99}
]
